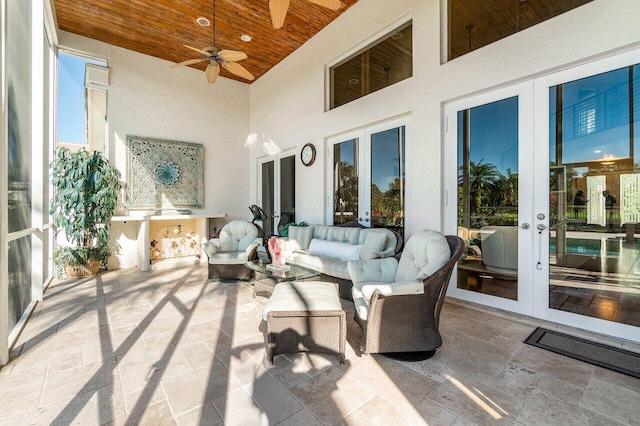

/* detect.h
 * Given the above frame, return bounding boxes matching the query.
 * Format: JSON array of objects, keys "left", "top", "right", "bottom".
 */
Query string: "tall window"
[
  {"left": 445, "top": 0, "right": 592, "bottom": 61},
  {"left": 329, "top": 118, "right": 407, "bottom": 234},
  {"left": 329, "top": 22, "right": 412, "bottom": 110},
  {"left": 57, "top": 52, "right": 108, "bottom": 150}
]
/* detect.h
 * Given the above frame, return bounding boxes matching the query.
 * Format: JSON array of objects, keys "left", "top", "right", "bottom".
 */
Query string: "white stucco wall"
[
  {"left": 248, "top": 0, "right": 640, "bottom": 238},
  {"left": 58, "top": 31, "right": 251, "bottom": 268}
]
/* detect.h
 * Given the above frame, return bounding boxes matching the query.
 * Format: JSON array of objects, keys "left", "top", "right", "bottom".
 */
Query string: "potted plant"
[{"left": 49, "top": 147, "right": 121, "bottom": 277}]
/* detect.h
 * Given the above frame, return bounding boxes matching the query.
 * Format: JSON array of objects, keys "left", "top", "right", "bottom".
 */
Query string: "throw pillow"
[{"left": 359, "top": 231, "right": 389, "bottom": 260}]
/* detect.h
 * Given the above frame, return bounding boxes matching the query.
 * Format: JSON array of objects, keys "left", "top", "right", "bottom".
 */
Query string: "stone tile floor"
[{"left": 1, "top": 266, "right": 639, "bottom": 425}]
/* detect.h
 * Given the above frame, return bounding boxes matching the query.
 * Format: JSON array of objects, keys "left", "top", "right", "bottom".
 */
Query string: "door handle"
[
  {"left": 520, "top": 223, "right": 530, "bottom": 230},
  {"left": 364, "top": 218, "right": 369, "bottom": 222},
  {"left": 537, "top": 224, "right": 549, "bottom": 232}
]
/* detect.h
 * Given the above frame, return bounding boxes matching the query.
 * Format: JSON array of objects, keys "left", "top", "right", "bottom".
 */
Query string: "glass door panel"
[
  {"left": 260, "top": 160, "right": 275, "bottom": 236},
  {"left": 547, "top": 64, "right": 640, "bottom": 328},
  {"left": 369, "top": 127, "right": 405, "bottom": 235},
  {"left": 279, "top": 155, "right": 296, "bottom": 231},
  {"left": 332, "top": 139, "right": 359, "bottom": 225},
  {"left": 456, "top": 97, "right": 520, "bottom": 301}
]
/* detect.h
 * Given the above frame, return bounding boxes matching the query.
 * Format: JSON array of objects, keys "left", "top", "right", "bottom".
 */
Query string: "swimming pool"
[{"left": 549, "top": 237, "right": 638, "bottom": 257}]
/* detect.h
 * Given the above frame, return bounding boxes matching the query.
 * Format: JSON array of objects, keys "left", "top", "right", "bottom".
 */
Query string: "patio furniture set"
[{"left": 200, "top": 220, "right": 464, "bottom": 364}]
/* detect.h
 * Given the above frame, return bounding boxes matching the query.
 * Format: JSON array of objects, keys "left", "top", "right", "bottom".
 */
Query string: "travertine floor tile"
[
  {"left": 579, "top": 376, "right": 640, "bottom": 425},
  {"left": 1, "top": 267, "right": 637, "bottom": 425},
  {"left": 516, "top": 389, "right": 618, "bottom": 425}
]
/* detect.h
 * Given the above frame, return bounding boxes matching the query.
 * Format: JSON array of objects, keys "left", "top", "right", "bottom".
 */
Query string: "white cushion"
[
  {"left": 308, "top": 239, "right": 362, "bottom": 261},
  {"left": 361, "top": 280, "right": 424, "bottom": 303}
]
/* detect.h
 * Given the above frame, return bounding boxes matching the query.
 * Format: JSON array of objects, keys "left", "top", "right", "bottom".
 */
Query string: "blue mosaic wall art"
[{"left": 126, "top": 136, "right": 204, "bottom": 209}]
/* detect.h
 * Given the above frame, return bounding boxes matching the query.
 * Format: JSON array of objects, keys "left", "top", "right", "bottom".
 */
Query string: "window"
[
  {"left": 328, "top": 117, "right": 407, "bottom": 235},
  {"left": 329, "top": 22, "right": 412, "bottom": 110},
  {"left": 57, "top": 51, "right": 108, "bottom": 150},
  {"left": 445, "top": 0, "right": 593, "bottom": 61}
]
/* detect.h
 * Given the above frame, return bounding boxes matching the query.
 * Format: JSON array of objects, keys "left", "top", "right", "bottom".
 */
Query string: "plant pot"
[{"left": 65, "top": 260, "right": 101, "bottom": 277}]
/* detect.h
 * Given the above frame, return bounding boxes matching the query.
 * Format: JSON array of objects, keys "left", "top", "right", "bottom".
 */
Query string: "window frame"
[{"left": 325, "top": 16, "right": 413, "bottom": 111}]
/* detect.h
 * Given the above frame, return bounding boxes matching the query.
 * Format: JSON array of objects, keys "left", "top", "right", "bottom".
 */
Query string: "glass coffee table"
[{"left": 245, "top": 260, "right": 320, "bottom": 298}]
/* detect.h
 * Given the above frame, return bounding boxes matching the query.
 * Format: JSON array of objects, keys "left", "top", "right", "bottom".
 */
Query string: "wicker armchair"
[
  {"left": 200, "top": 220, "right": 262, "bottom": 280},
  {"left": 347, "top": 231, "right": 464, "bottom": 357}
]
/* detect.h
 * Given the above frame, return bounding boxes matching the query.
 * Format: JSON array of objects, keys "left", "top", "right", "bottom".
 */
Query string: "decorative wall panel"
[{"left": 127, "top": 135, "right": 203, "bottom": 209}]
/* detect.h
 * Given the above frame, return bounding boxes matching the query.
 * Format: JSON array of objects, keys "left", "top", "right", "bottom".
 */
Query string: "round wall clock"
[{"left": 301, "top": 143, "right": 316, "bottom": 167}]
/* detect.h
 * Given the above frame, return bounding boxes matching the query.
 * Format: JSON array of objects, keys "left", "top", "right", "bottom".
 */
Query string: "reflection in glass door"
[
  {"left": 456, "top": 97, "right": 520, "bottom": 301},
  {"left": 546, "top": 63, "right": 640, "bottom": 329},
  {"left": 333, "top": 138, "right": 359, "bottom": 225}
]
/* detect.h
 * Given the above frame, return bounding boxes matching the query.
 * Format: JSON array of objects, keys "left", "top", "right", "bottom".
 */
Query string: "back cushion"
[
  {"left": 288, "top": 225, "right": 314, "bottom": 250},
  {"left": 396, "top": 230, "right": 450, "bottom": 282},
  {"left": 312, "top": 225, "right": 360, "bottom": 244},
  {"left": 220, "top": 220, "right": 258, "bottom": 251}
]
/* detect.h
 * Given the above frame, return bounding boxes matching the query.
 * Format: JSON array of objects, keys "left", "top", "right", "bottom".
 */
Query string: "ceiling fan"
[
  {"left": 171, "top": 0, "right": 254, "bottom": 84},
  {"left": 269, "top": 0, "right": 341, "bottom": 29}
]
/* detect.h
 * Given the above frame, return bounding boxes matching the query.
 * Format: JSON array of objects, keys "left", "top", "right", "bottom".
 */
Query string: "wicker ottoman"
[{"left": 262, "top": 281, "right": 346, "bottom": 365}]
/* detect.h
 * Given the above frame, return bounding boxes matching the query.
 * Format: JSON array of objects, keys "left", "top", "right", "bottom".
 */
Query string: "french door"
[
  {"left": 327, "top": 117, "right": 408, "bottom": 234},
  {"left": 258, "top": 150, "right": 296, "bottom": 236},
  {"left": 445, "top": 49, "right": 640, "bottom": 343},
  {"left": 444, "top": 83, "right": 535, "bottom": 316}
]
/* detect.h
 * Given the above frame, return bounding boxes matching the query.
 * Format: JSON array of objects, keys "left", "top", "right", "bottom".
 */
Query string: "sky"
[{"left": 57, "top": 52, "right": 106, "bottom": 145}]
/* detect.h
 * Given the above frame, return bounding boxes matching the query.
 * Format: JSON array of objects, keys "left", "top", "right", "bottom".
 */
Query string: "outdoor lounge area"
[
  {"left": 2, "top": 0, "right": 640, "bottom": 424},
  {"left": 1, "top": 267, "right": 639, "bottom": 425}
]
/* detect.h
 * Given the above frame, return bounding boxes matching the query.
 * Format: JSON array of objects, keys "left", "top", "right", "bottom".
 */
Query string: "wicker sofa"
[{"left": 283, "top": 224, "right": 402, "bottom": 300}]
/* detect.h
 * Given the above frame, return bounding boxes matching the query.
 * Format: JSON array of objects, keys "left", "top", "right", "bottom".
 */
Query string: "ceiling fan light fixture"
[
  {"left": 196, "top": 17, "right": 210, "bottom": 27},
  {"left": 172, "top": 0, "right": 254, "bottom": 84}
]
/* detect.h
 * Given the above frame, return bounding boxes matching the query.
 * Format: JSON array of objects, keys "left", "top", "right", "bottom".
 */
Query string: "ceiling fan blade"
[
  {"left": 205, "top": 63, "right": 220, "bottom": 84},
  {"left": 218, "top": 50, "right": 248, "bottom": 62},
  {"left": 223, "top": 61, "right": 255, "bottom": 81},
  {"left": 307, "top": 0, "right": 341, "bottom": 10},
  {"left": 269, "top": 0, "right": 290, "bottom": 29},
  {"left": 170, "top": 58, "right": 207, "bottom": 68},
  {"left": 183, "top": 44, "right": 212, "bottom": 56}
]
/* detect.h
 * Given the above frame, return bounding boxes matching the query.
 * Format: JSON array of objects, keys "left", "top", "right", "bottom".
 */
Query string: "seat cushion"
[
  {"left": 289, "top": 252, "right": 351, "bottom": 280},
  {"left": 262, "top": 281, "right": 341, "bottom": 321},
  {"left": 396, "top": 230, "right": 450, "bottom": 281},
  {"left": 208, "top": 251, "right": 250, "bottom": 265}
]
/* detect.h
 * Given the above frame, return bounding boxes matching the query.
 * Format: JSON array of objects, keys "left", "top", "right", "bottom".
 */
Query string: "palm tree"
[
  {"left": 491, "top": 168, "right": 518, "bottom": 207},
  {"left": 460, "top": 159, "right": 498, "bottom": 214}
]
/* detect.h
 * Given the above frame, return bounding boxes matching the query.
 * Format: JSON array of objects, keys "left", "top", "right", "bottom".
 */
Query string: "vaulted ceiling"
[{"left": 54, "top": 0, "right": 359, "bottom": 83}]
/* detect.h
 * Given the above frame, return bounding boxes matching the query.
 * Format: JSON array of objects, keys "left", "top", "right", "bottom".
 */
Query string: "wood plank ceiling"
[{"left": 54, "top": 0, "right": 359, "bottom": 83}]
